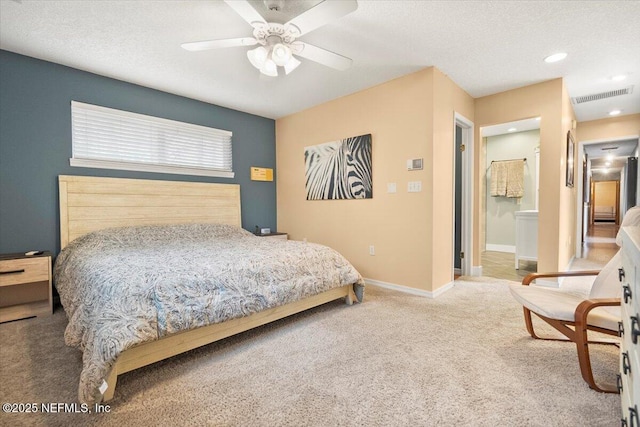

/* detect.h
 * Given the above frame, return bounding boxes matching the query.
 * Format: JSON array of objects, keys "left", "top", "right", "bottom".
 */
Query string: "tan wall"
[
  {"left": 558, "top": 81, "right": 578, "bottom": 269},
  {"left": 578, "top": 113, "right": 640, "bottom": 142},
  {"left": 431, "top": 69, "right": 474, "bottom": 286},
  {"left": 474, "top": 79, "right": 574, "bottom": 272},
  {"left": 276, "top": 67, "right": 473, "bottom": 292}
]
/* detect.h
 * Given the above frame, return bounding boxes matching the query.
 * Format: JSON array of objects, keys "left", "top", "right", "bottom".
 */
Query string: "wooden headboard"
[{"left": 59, "top": 175, "right": 241, "bottom": 249}]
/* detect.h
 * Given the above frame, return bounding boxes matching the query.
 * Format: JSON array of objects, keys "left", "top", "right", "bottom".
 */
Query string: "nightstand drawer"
[{"left": 0, "top": 257, "right": 49, "bottom": 287}]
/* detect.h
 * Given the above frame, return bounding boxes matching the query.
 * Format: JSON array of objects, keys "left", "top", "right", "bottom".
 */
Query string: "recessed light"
[
  {"left": 611, "top": 75, "right": 627, "bottom": 81},
  {"left": 544, "top": 52, "right": 567, "bottom": 63},
  {"left": 508, "top": 128, "right": 517, "bottom": 132},
  {"left": 609, "top": 109, "right": 621, "bottom": 116}
]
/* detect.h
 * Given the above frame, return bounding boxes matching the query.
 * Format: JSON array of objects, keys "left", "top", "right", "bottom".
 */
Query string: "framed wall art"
[
  {"left": 304, "top": 133, "right": 372, "bottom": 200},
  {"left": 566, "top": 130, "right": 575, "bottom": 188}
]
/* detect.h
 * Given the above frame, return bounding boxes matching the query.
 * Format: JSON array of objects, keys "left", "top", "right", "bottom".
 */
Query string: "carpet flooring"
[{"left": 0, "top": 277, "right": 620, "bottom": 426}]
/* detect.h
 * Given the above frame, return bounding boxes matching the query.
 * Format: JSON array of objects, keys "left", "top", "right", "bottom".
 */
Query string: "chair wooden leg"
[
  {"left": 574, "top": 320, "right": 618, "bottom": 394},
  {"left": 523, "top": 307, "right": 542, "bottom": 339}
]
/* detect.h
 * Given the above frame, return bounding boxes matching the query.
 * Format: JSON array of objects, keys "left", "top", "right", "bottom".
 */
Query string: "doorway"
[
  {"left": 453, "top": 113, "right": 473, "bottom": 278},
  {"left": 575, "top": 136, "right": 639, "bottom": 257},
  {"left": 480, "top": 117, "right": 540, "bottom": 281},
  {"left": 591, "top": 180, "right": 620, "bottom": 225}
]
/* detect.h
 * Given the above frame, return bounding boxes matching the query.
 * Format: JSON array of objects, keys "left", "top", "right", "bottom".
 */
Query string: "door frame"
[
  {"left": 453, "top": 112, "right": 474, "bottom": 276},
  {"left": 575, "top": 134, "right": 639, "bottom": 257},
  {"left": 591, "top": 179, "right": 621, "bottom": 225}
]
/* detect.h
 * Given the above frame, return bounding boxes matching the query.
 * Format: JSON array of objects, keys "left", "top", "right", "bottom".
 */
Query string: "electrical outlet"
[
  {"left": 387, "top": 183, "right": 397, "bottom": 193},
  {"left": 369, "top": 245, "right": 375, "bottom": 256},
  {"left": 303, "top": 237, "right": 307, "bottom": 243}
]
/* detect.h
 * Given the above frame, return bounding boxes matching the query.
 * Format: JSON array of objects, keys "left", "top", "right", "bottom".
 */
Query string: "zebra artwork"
[{"left": 304, "top": 134, "right": 372, "bottom": 200}]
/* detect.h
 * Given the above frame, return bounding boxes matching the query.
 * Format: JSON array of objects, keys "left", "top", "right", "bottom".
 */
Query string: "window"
[{"left": 70, "top": 101, "right": 234, "bottom": 178}]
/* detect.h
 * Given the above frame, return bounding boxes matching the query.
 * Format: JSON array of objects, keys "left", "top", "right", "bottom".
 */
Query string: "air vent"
[
  {"left": 601, "top": 146, "right": 619, "bottom": 151},
  {"left": 571, "top": 86, "right": 634, "bottom": 105}
]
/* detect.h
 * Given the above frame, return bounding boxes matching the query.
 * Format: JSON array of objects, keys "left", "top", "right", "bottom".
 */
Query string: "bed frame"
[{"left": 58, "top": 175, "right": 357, "bottom": 402}]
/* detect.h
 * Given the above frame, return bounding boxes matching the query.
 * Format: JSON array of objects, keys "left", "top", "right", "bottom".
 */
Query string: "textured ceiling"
[{"left": 0, "top": 0, "right": 639, "bottom": 121}]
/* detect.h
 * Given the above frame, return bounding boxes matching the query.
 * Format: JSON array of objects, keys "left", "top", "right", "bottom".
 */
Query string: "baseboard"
[
  {"left": 364, "top": 278, "right": 454, "bottom": 299},
  {"left": 565, "top": 256, "right": 576, "bottom": 272},
  {"left": 485, "top": 244, "right": 516, "bottom": 253},
  {"left": 557, "top": 255, "right": 577, "bottom": 286},
  {"left": 470, "top": 265, "right": 483, "bottom": 276}
]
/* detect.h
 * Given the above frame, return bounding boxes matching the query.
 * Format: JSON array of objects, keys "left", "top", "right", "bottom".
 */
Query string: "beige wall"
[
  {"left": 431, "top": 69, "right": 475, "bottom": 287},
  {"left": 558, "top": 81, "right": 578, "bottom": 270},
  {"left": 474, "top": 79, "right": 576, "bottom": 273},
  {"left": 578, "top": 113, "right": 640, "bottom": 142},
  {"left": 276, "top": 67, "right": 473, "bottom": 292},
  {"left": 278, "top": 69, "right": 593, "bottom": 291}
]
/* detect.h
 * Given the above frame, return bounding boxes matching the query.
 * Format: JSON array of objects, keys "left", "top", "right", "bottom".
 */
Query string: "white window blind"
[{"left": 70, "top": 101, "right": 234, "bottom": 178}]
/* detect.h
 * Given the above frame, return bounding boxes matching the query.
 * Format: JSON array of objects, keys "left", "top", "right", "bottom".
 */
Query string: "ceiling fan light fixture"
[
  {"left": 271, "top": 43, "right": 292, "bottom": 66},
  {"left": 247, "top": 46, "right": 269, "bottom": 69},
  {"left": 260, "top": 58, "right": 278, "bottom": 77},
  {"left": 284, "top": 56, "right": 301, "bottom": 75}
]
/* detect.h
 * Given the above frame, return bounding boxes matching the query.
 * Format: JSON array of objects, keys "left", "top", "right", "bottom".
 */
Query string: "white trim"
[
  {"left": 364, "top": 278, "right": 454, "bottom": 298},
  {"left": 453, "top": 112, "right": 474, "bottom": 277},
  {"left": 70, "top": 158, "right": 235, "bottom": 179},
  {"left": 534, "top": 147, "right": 540, "bottom": 210},
  {"left": 557, "top": 255, "right": 578, "bottom": 286},
  {"left": 486, "top": 244, "right": 516, "bottom": 253},
  {"left": 470, "top": 265, "right": 483, "bottom": 276}
]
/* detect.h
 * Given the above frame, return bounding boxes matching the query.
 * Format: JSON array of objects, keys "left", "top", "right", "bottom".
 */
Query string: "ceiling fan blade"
[
  {"left": 181, "top": 38, "right": 258, "bottom": 51},
  {"left": 223, "top": 0, "right": 267, "bottom": 28},
  {"left": 286, "top": 0, "right": 358, "bottom": 36},
  {"left": 291, "top": 42, "right": 352, "bottom": 71}
]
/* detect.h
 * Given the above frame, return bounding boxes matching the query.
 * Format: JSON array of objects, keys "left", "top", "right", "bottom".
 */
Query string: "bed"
[{"left": 54, "top": 175, "right": 364, "bottom": 404}]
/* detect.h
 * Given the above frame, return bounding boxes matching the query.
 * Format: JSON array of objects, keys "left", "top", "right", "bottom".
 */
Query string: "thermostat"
[{"left": 407, "top": 158, "right": 423, "bottom": 171}]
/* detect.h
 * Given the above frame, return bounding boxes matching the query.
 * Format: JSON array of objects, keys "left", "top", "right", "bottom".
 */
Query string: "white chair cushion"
[
  {"left": 616, "top": 206, "right": 640, "bottom": 246},
  {"left": 509, "top": 284, "right": 620, "bottom": 331},
  {"left": 589, "top": 250, "right": 622, "bottom": 299}
]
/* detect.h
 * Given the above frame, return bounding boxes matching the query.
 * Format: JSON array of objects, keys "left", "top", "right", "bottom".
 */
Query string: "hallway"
[
  {"left": 580, "top": 222, "right": 620, "bottom": 264},
  {"left": 480, "top": 222, "right": 618, "bottom": 282}
]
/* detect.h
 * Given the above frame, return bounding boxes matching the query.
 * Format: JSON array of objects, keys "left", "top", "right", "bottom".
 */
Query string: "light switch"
[
  {"left": 408, "top": 181, "right": 422, "bottom": 192},
  {"left": 387, "top": 183, "right": 397, "bottom": 193}
]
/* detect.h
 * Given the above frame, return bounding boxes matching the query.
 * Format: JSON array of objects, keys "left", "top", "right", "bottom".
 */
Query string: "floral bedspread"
[{"left": 53, "top": 223, "right": 364, "bottom": 404}]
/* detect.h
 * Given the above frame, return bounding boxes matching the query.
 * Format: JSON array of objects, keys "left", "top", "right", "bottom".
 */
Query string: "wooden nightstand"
[
  {"left": 0, "top": 252, "right": 52, "bottom": 323},
  {"left": 256, "top": 232, "right": 288, "bottom": 240}
]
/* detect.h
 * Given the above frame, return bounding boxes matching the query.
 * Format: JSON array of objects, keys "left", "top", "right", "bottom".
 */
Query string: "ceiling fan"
[{"left": 181, "top": 0, "right": 358, "bottom": 77}]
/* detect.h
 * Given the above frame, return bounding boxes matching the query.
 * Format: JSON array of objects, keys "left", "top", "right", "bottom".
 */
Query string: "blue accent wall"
[{"left": 0, "top": 50, "right": 276, "bottom": 255}]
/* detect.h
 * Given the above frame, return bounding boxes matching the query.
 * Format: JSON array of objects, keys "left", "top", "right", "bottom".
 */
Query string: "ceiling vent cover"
[{"left": 571, "top": 86, "right": 634, "bottom": 104}]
